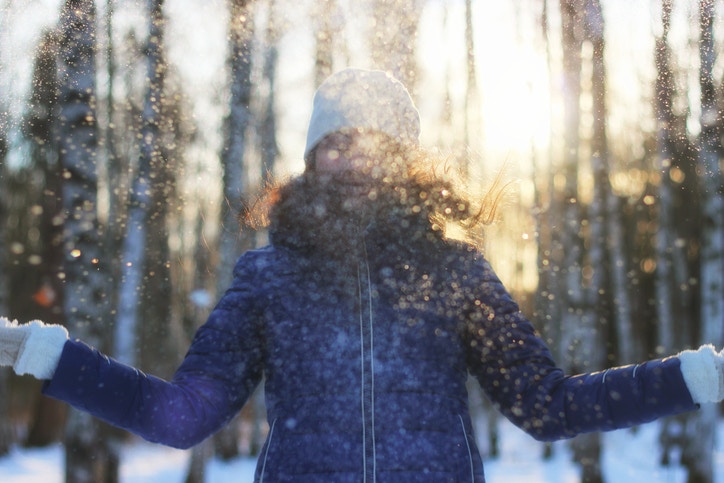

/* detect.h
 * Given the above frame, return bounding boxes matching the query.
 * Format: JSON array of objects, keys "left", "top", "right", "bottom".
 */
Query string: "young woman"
[{"left": 1, "top": 68, "right": 722, "bottom": 482}]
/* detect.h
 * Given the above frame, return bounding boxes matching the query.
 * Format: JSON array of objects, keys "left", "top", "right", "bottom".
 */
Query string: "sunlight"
[{"left": 418, "top": 0, "right": 551, "bottom": 179}]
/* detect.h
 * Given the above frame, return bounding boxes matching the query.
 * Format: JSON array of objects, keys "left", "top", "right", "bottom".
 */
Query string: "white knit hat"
[{"left": 304, "top": 68, "right": 421, "bottom": 166}]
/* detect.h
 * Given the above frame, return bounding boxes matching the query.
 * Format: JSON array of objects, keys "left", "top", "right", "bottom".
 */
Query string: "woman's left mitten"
[{"left": 679, "top": 344, "right": 724, "bottom": 404}]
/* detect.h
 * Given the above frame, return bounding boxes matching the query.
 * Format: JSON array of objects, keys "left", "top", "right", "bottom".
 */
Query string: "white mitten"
[
  {"left": 0, "top": 317, "right": 68, "bottom": 379},
  {"left": 678, "top": 344, "right": 724, "bottom": 404}
]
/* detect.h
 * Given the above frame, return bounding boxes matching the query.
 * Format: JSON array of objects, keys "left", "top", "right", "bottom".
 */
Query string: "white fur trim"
[
  {"left": 678, "top": 345, "right": 722, "bottom": 404},
  {"left": 14, "top": 320, "right": 68, "bottom": 380}
]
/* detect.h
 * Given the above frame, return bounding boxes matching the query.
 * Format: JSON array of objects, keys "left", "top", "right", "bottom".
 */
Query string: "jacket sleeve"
[
  {"left": 463, "top": 254, "right": 698, "bottom": 442},
  {"left": 42, "top": 254, "right": 266, "bottom": 449}
]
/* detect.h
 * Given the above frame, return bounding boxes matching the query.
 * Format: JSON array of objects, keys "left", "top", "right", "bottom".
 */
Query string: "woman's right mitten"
[{"left": 0, "top": 317, "right": 68, "bottom": 380}]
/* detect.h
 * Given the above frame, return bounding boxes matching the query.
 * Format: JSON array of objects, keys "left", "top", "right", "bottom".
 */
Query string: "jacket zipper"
[
  {"left": 358, "top": 240, "right": 377, "bottom": 482},
  {"left": 258, "top": 418, "right": 277, "bottom": 483},
  {"left": 458, "top": 415, "right": 475, "bottom": 482}
]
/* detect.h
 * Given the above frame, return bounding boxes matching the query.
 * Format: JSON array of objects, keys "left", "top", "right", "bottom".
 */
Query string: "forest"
[{"left": 0, "top": 0, "right": 723, "bottom": 482}]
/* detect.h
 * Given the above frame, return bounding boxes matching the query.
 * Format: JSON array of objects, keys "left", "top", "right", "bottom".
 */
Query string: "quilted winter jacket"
[{"left": 43, "top": 236, "right": 697, "bottom": 482}]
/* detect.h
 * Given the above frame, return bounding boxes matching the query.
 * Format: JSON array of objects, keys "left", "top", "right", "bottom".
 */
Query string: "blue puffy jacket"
[{"left": 43, "top": 235, "right": 696, "bottom": 482}]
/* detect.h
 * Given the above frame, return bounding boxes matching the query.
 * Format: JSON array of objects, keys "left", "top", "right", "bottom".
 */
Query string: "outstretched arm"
[
  {"left": 464, "top": 256, "right": 722, "bottom": 442},
  {"left": 0, "top": 302, "right": 263, "bottom": 450},
  {"left": 43, "top": 303, "right": 264, "bottom": 449},
  {"left": 0, "top": 254, "right": 268, "bottom": 449}
]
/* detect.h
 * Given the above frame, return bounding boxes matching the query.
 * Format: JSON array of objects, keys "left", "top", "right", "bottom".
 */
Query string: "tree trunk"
[
  {"left": 22, "top": 29, "right": 68, "bottom": 449},
  {"left": 208, "top": 0, "right": 256, "bottom": 466},
  {"left": 313, "top": 0, "right": 335, "bottom": 87},
  {"left": 370, "top": 0, "right": 421, "bottom": 93},
  {"left": 56, "top": 1, "right": 117, "bottom": 481},
  {"left": 559, "top": 1, "right": 603, "bottom": 480},
  {"left": 260, "top": 0, "right": 279, "bottom": 186},
  {"left": 685, "top": 2, "right": 723, "bottom": 481},
  {"left": 462, "top": 0, "right": 482, "bottom": 168},
  {"left": 654, "top": 0, "right": 677, "bottom": 358},
  {"left": 218, "top": 0, "right": 254, "bottom": 295},
  {"left": 587, "top": 4, "right": 636, "bottom": 365},
  {"left": 558, "top": 0, "right": 584, "bottom": 369},
  {"left": 584, "top": 0, "right": 610, "bottom": 369},
  {"left": 114, "top": 0, "right": 165, "bottom": 367},
  {"left": 535, "top": 0, "right": 564, "bottom": 374},
  {"left": 654, "top": 2, "right": 687, "bottom": 468},
  {"left": 0, "top": 86, "right": 13, "bottom": 457},
  {"left": 535, "top": 7, "right": 563, "bottom": 464}
]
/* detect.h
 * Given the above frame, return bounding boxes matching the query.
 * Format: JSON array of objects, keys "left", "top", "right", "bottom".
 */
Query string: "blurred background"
[{"left": 0, "top": 0, "right": 722, "bottom": 481}]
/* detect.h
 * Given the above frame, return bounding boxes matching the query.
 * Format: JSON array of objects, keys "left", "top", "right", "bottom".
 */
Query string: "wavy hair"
[{"left": 240, "top": 143, "right": 509, "bottom": 250}]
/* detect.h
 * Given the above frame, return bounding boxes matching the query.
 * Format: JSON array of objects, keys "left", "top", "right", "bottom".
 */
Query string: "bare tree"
[
  {"left": 217, "top": 0, "right": 255, "bottom": 310},
  {"left": 260, "top": 0, "right": 279, "bottom": 185},
  {"left": 463, "top": 0, "right": 481, "bottom": 161},
  {"left": 534, "top": 0, "right": 562, "bottom": 462},
  {"left": 557, "top": 0, "right": 585, "bottom": 371},
  {"left": 653, "top": 1, "right": 704, "bottom": 473},
  {"left": 314, "top": 0, "right": 335, "bottom": 87},
  {"left": 55, "top": 1, "right": 118, "bottom": 481},
  {"left": 587, "top": 2, "right": 635, "bottom": 366},
  {"left": 204, "top": 0, "right": 257, "bottom": 472},
  {"left": 582, "top": 0, "right": 609, "bottom": 365},
  {"left": 653, "top": 0, "right": 678, "bottom": 359},
  {"left": 685, "top": 1, "right": 723, "bottom": 481},
  {"left": 536, "top": 0, "right": 564, "bottom": 368},
  {"left": 558, "top": 1, "right": 604, "bottom": 481},
  {"left": 653, "top": 2, "right": 681, "bottom": 467},
  {"left": 21, "top": 29, "right": 68, "bottom": 448},
  {"left": 0, "top": 77, "right": 11, "bottom": 457},
  {"left": 114, "top": 0, "right": 166, "bottom": 367},
  {"left": 370, "top": 0, "right": 422, "bottom": 92}
]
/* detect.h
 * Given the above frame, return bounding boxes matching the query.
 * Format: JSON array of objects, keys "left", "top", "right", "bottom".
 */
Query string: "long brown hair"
[{"left": 240, "top": 144, "right": 509, "bottom": 250}]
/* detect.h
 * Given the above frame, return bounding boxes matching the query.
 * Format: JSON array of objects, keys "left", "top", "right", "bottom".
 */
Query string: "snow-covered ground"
[{"left": 1, "top": 418, "right": 721, "bottom": 482}]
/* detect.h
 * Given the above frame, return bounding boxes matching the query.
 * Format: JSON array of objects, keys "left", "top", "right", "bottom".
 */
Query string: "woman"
[{"left": 1, "top": 68, "right": 722, "bottom": 482}]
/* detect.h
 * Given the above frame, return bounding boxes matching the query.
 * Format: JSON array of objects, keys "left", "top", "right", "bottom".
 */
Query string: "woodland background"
[{"left": 0, "top": 0, "right": 723, "bottom": 482}]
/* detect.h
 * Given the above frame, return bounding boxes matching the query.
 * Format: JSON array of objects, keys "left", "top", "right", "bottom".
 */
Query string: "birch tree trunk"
[
  {"left": 314, "top": 0, "right": 335, "bottom": 87},
  {"left": 558, "top": 0, "right": 585, "bottom": 371},
  {"left": 102, "top": 0, "right": 124, "bottom": 281},
  {"left": 537, "top": 0, "right": 564, "bottom": 366},
  {"left": 653, "top": 1, "right": 704, "bottom": 472},
  {"left": 463, "top": 0, "right": 481, "bottom": 164},
  {"left": 654, "top": 1, "right": 684, "bottom": 466},
  {"left": 581, "top": 0, "right": 609, "bottom": 372},
  {"left": 23, "top": 30, "right": 68, "bottom": 448},
  {"left": 56, "top": 1, "right": 117, "bottom": 481},
  {"left": 0, "top": 92, "right": 11, "bottom": 456},
  {"left": 370, "top": 0, "right": 421, "bottom": 92},
  {"left": 685, "top": 1, "right": 723, "bottom": 481},
  {"left": 114, "top": 0, "right": 165, "bottom": 367},
  {"left": 217, "top": 0, "right": 254, "bottom": 299},
  {"left": 206, "top": 0, "right": 256, "bottom": 469},
  {"left": 587, "top": 1, "right": 635, "bottom": 365},
  {"left": 559, "top": 2, "right": 602, "bottom": 481},
  {"left": 260, "top": 0, "right": 279, "bottom": 185},
  {"left": 654, "top": 2, "right": 684, "bottom": 464},
  {"left": 654, "top": 0, "right": 677, "bottom": 359},
  {"left": 535, "top": 1, "right": 561, "bottom": 460},
  {"left": 582, "top": 0, "right": 636, "bottom": 366}
]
